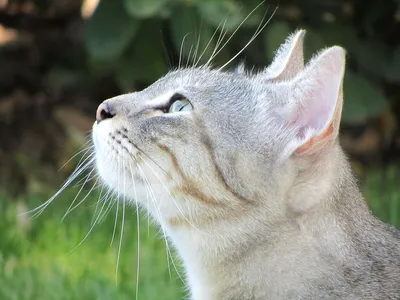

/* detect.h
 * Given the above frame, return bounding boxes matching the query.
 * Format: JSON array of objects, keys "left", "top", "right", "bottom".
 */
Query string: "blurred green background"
[{"left": 1, "top": 0, "right": 400, "bottom": 299}]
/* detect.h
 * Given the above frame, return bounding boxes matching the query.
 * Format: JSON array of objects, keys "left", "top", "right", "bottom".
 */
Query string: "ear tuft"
[
  {"left": 235, "top": 61, "right": 246, "bottom": 74},
  {"left": 265, "top": 29, "right": 306, "bottom": 82},
  {"left": 279, "top": 46, "right": 346, "bottom": 159}
]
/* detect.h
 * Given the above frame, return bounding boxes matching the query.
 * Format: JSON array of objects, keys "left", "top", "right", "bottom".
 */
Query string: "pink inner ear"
[
  {"left": 293, "top": 75, "right": 339, "bottom": 140},
  {"left": 278, "top": 46, "right": 346, "bottom": 160}
]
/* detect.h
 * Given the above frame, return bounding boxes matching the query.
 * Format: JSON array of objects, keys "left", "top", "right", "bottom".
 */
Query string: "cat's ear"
[
  {"left": 265, "top": 29, "right": 305, "bottom": 81},
  {"left": 279, "top": 46, "right": 346, "bottom": 159}
]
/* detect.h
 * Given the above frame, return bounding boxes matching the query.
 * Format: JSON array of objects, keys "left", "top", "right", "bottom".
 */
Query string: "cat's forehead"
[
  {"left": 147, "top": 68, "right": 251, "bottom": 95},
  {"left": 133, "top": 67, "right": 259, "bottom": 111}
]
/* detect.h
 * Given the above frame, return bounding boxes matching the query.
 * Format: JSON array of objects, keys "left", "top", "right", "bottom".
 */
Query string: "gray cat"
[{"left": 91, "top": 30, "right": 400, "bottom": 299}]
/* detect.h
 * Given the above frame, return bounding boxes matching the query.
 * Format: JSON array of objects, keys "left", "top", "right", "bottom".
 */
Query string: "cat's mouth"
[
  {"left": 93, "top": 123, "right": 135, "bottom": 159},
  {"left": 91, "top": 119, "right": 189, "bottom": 222},
  {"left": 92, "top": 121, "right": 146, "bottom": 191}
]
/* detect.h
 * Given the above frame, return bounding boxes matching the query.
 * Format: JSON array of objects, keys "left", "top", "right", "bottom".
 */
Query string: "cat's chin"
[
  {"left": 92, "top": 121, "right": 143, "bottom": 200},
  {"left": 93, "top": 152, "right": 159, "bottom": 213},
  {"left": 92, "top": 122, "right": 183, "bottom": 219}
]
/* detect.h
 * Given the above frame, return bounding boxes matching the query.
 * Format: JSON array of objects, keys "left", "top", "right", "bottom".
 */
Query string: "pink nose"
[{"left": 96, "top": 102, "right": 114, "bottom": 123}]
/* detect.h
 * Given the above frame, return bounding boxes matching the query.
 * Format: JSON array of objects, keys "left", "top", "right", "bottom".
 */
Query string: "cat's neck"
[
  {"left": 165, "top": 145, "right": 373, "bottom": 300},
  {"left": 166, "top": 145, "right": 362, "bottom": 253}
]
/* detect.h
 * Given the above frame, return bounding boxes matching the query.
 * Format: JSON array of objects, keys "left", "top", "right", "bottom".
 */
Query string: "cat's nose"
[{"left": 96, "top": 102, "right": 115, "bottom": 123}]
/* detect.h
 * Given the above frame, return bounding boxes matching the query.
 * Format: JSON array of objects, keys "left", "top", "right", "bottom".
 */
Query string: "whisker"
[
  {"left": 65, "top": 177, "right": 99, "bottom": 216},
  {"left": 127, "top": 146, "right": 186, "bottom": 282},
  {"left": 116, "top": 163, "right": 128, "bottom": 283},
  {"left": 58, "top": 144, "right": 93, "bottom": 172},
  {"left": 135, "top": 204, "right": 140, "bottom": 300},
  {"left": 138, "top": 153, "right": 207, "bottom": 235},
  {"left": 68, "top": 152, "right": 95, "bottom": 179},
  {"left": 133, "top": 145, "right": 176, "bottom": 183},
  {"left": 95, "top": 156, "right": 117, "bottom": 224},
  {"left": 192, "top": 18, "right": 203, "bottom": 67},
  {"left": 135, "top": 160, "right": 185, "bottom": 283},
  {"left": 110, "top": 161, "right": 121, "bottom": 247},
  {"left": 160, "top": 29, "right": 173, "bottom": 70},
  {"left": 208, "top": 19, "right": 229, "bottom": 66},
  {"left": 179, "top": 33, "right": 192, "bottom": 69},
  {"left": 128, "top": 161, "right": 140, "bottom": 300},
  {"left": 22, "top": 156, "right": 95, "bottom": 218},
  {"left": 62, "top": 167, "right": 96, "bottom": 221},
  {"left": 194, "top": 18, "right": 227, "bottom": 67},
  {"left": 111, "top": 198, "right": 120, "bottom": 247},
  {"left": 98, "top": 192, "right": 116, "bottom": 224},
  {"left": 73, "top": 170, "right": 98, "bottom": 188},
  {"left": 135, "top": 163, "right": 172, "bottom": 270},
  {"left": 90, "top": 181, "right": 103, "bottom": 191},
  {"left": 60, "top": 153, "right": 96, "bottom": 190},
  {"left": 91, "top": 181, "right": 106, "bottom": 225},
  {"left": 186, "top": 44, "right": 194, "bottom": 69},
  {"left": 206, "top": 1, "right": 267, "bottom": 67},
  {"left": 68, "top": 188, "right": 110, "bottom": 253},
  {"left": 218, "top": 6, "right": 277, "bottom": 71}
]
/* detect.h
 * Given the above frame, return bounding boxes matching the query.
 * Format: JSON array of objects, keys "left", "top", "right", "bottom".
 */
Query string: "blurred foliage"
[
  {"left": 82, "top": 0, "right": 400, "bottom": 124},
  {"left": 1, "top": 1, "right": 400, "bottom": 299},
  {"left": 0, "top": 188, "right": 184, "bottom": 299},
  {"left": 1, "top": 0, "right": 400, "bottom": 194}
]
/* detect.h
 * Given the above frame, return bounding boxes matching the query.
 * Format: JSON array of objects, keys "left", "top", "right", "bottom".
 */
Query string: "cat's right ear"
[
  {"left": 277, "top": 46, "right": 346, "bottom": 161},
  {"left": 264, "top": 29, "right": 305, "bottom": 82}
]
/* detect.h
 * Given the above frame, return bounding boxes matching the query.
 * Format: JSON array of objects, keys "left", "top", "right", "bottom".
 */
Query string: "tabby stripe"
[
  {"left": 156, "top": 143, "right": 222, "bottom": 206},
  {"left": 198, "top": 131, "right": 252, "bottom": 205},
  {"left": 194, "top": 113, "right": 251, "bottom": 204}
]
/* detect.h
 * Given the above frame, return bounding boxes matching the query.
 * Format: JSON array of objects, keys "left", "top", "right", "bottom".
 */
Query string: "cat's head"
[{"left": 92, "top": 30, "right": 346, "bottom": 226}]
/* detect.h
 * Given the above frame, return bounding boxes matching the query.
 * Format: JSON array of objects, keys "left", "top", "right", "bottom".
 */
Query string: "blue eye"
[{"left": 168, "top": 98, "right": 193, "bottom": 113}]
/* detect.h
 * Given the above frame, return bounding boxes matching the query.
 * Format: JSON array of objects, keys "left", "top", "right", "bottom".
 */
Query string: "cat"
[{"left": 91, "top": 30, "right": 400, "bottom": 299}]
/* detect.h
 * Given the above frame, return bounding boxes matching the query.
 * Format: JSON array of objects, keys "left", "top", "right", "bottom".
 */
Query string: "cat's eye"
[{"left": 168, "top": 97, "right": 193, "bottom": 113}]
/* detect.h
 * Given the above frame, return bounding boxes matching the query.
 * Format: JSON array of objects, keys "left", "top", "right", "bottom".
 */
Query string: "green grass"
[
  {"left": 364, "top": 166, "right": 400, "bottom": 228},
  {"left": 0, "top": 188, "right": 185, "bottom": 300},
  {"left": 0, "top": 166, "right": 399, "bottom": 300}
]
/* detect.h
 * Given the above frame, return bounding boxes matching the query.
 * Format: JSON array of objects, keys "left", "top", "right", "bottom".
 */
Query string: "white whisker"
[
  {"left": 194, "top": 18, "right": 227, "bottom": 67},
  {"left": 58, "top": 144, "right": 93, "bottom": 172},
  {"left": 68, "top": 152, "right": 95, "bottom": 179},
  {"left": 110, "top": 161, "right": 121, "bottom": 246},
  {"left": 135, "top": 159, "right": 185, "bottom": 283},
  {"left": 65, "top": 177, "right": 99, "bottom": 216},
  {"left": 111, "top": 199, "right": 120, "bottom": 247},
  {"left": 205, "top": 19, "right": 228, "bottom": 67},
  {"left": 115, "top": 163, "right": 127, "bottom": 283},
  {"left": 179, "top": 33, "right": 192, "bottom": 69},
  {"left": 22, "top": 156, "right": 95, "bottom": 218},
  {"left": 186, "top": 43, "right": 194, "bottom": 68},
  {"left": 73, "top": 171, "right": 98, "bottom": 188},
  {"left": 135, "top": 163, "right": 172, "bottom": 269},
  {"left": 192, "top": 18, "right": 203, "bottom": 67},
  {"left": 207, "top": 1, "right": 267, "bottom": 67},
  {"left": 91, "top": 182, "right": 106, "bottom": 225},
  {"left": 62, "top": 167, "right": 96, "bottom": 221},
  {"left": 68, "top": 188, "right": 110, "bottom": 253},
  {"left": 98, "top": 192, "right": 116, "bottom": 224},
  {"left": 138, "top": 153, "right": 207, "bottom": 235},
  {"left": 218, "top": 6, "right": 277, "bottom": 71},
  {"left": 128, "top": 161, "right": 140, "bottom": 300}
]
